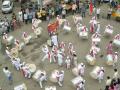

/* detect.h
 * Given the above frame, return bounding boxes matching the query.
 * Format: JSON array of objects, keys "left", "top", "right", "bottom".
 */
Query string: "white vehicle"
[{"left": 2, "top": 0, "right": 13, "bottom": 14}]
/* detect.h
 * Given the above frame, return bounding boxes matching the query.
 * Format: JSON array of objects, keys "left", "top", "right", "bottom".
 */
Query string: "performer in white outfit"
[
  {"left": 104, "top": 24, "right": 113, "bottom": 36},
  {"left": 76, "top": 80, "right": 85, "bottom": 90},
  {"left": 5, "top": 47, "right": 12, "bottom": 59},
  {"left": 73, "top": 14, "right": 82, "bottom": 25},
  {"left": 12, "top": 58, "right": 21, "bottom": 70},
  {"left": 42, "top": 45, "right": 51, "bottom": 63},
  {"left": 59, "top": 41, "right": 65, "bottom": 54},
  {"left": 89, "top": 16, "right": 97, "bottom": 33},
  {"left": 91, "top": 32, "right": 101, "bottom": 46},
  {"left": 63, "top": 20, "right": 71, "bottom": 33},
  {"left": 79, "top": 25, "right": 88, "bottom": 39},
  {"left": 68, "top": 43, "right": 74, "bottom": 56},
  {"left": 76, "top": 23, "right": 83, "bottom": 35},
  {"left": 57, "top": 51, "right": 63, "bottom": 66},
  {"left": 97, "top": 67, "right": 105, "bottom": 83},
  {"left": 65, "top": 56, "right": 71, "bottom": 69},
  {"left": 113, "top": 52, "right": 118, "bottom": 67},
  {"left": 56, "top": 70, "right": 64, "bottom": 87},
  {"left": 51, "top": 33, "right": 59, "bottom": 47},
  {"left": 38, "top": 73, "right": 47, "bottom": 88},
  {"left": 78, "top": 63, "right": 85, "bottom": 76},
  {"left": 51, "top": 45, "right": 58, "bottom": 63},
  {"left": 22, "top": 32, "right": 32, "bottom": 44},
  {"left": 21, "top": 65, "right": 31, "bottom": 78},
  {"left": 113, "top": 69, "right": 119, "bottom": 80},
  {"left": 2, "top": 33, "right": 8, "bottom": 40},
  {"left": 113, "top": 34, "right": 120, "bottom": 47}
]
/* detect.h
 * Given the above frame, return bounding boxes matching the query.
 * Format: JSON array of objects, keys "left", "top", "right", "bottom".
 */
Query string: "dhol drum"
[
  {"left": 32, "top": 70, "right": 46, "bottom": 82},
  {"left": 85, "top": 54, "right": 96, "bottom": 65},
  {"left": 7, "top": 36, "right": 14, "bottom": 45},
  {"left": 23, "top": 35, "right": 32, "bottom": 44},
  {"left": 106, "top": 54, "right": 113, "bottom": 65},
  {"left": 104, "top": 29, "right": 113, "bottom": 36},
  {"left": 45, "top": 86, "right": 56, "bottom": 90},
  {"left": 90, "top": 66, "right": 100, "bottom": 79},
  {"left": 71, "top": 76, "right": 84, "bottom": 87},
  {"left": 63, "top": 25, "right": 71, "bottom": 32},
  {"left": 113, "top": 39, "right": 120, "bottom": 47},
  {"left": 14, "top": 83, "right": 27, "bottom": 90},
  {"left": 79, "top": 32, "right": 88, "bottom": 39},
  {"left": 50, "top": 70, "right": 59, "bottom": 83}
]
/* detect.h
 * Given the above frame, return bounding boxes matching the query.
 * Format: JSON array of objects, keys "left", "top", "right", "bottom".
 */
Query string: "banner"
[{"left": 89, "top": 0, "right": 93, "bottom": 15}]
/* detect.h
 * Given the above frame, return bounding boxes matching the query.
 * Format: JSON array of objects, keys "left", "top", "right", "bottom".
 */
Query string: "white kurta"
[{"left": 51, "top": 35, "right": 58, "bottom": 47}]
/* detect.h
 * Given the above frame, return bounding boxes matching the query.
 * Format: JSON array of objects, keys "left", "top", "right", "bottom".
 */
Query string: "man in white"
[
  {"left": 113, "top": 69, "right": 119, "bottom": 80},
  {"left": 18, "top": 10, "right": 23, "bottom": 22},
  {"left": 57, "top": 51, "right": 63, "bottom": 66},
  {"left": 51, "top": 45, "right": 58, "bottom": 63},
  {"left": 56, "top": 70, "right": 64, "bottom": 87},
  {"left": 76, "top": 23, "right": 83, "bottom": 35},
  {"left": 77, "top": 80, "right": 85, "bottom": 90},
  {"left": 89, "top": 16, "right": 97, "bottom": 33},
  {"left": 68, "top": 43, "right": 74, "bottom": 56},
  {"left": 113, "top": 52, "right": 118, "bottom": 67},
  {"left": 11, "top": 58, "right": 21, "bottom": 70},
  {"left": 21, "top": 65, "right": 31, "bottom": 78},
  {"left": 104, "top": 24, "right": 113, "bottom": 35},
  {"left": 96, "top": 22, "right": 100, "bottom": 33},
  {"left": 38, "top": 73, "right": 47, "bottom": 88},
  {"left": 96, "top": 7, "right": 101, "bottom": 19},
  {"left": 65, "top": 56, "right": 71, "bottom": 69},
  {"left": 42, "top": 45, "right": 51, "bottom": 63},
  {"left": 78, "top": 63, "right": 85, "bottom": 76},
  {"left": 5, "top": 47, "right": 12, "bottom": 59},
  {"left": 3, "top": 67, "right": 13, "bottom": 84},
  {"left": 97, "top": 67, "right": 105, "bottom": 83},
  {"left": 51, "top": 33, "right": 58, "bottom": 47},
  {"left": 91, "top": 32, "right": 101, "bottom": 46}
]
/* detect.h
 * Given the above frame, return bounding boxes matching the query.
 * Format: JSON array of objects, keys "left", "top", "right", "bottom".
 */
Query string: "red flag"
[
  {"left": 89, "top": 0, "right": 93, "bottom": 15},
  {"left": 48, "top": 21, "right": 59, "bottom": 33}
]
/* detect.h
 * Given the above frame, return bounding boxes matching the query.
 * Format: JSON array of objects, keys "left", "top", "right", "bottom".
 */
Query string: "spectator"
[
  {"left": 3, "top": 67, "right": 13, "bottom": 85},
  {"left": 96, "top": 7, "right": 101, "bottom": 19},
  {"left": 62, "top": 8, "right": 66, "bottom": 19},
  {"left": 72, "top": 3, "right": 77, "bottom": 14},
  {"left": 107, "top": 7, "right": 112, "bottom": 19},
  {"left": 23, "top": 12, "right": 28, "bottom": 24},
  {"left": 81, "top": 4, "right": 86, "bottom": 17},
  {"left": 105, "top": 76, "right": 112, "bottom": 90}
]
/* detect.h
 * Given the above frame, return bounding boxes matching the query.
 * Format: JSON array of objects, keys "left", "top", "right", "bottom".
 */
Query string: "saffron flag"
[
  {"left": 89, "top": 0, "right": 93, "bottom": 15},
  {"left": 48, "top": 21, "right": 59, "bottom": 33}
]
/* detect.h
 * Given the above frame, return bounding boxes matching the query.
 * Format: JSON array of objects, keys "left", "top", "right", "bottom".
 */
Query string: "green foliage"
[{"left": 118, "top": 0, "right": 120, "bottom": 3}]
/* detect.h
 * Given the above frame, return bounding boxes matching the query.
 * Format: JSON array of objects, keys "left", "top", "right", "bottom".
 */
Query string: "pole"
[{"left": 37, "top": 0, "right": 43, "bottom": 10}]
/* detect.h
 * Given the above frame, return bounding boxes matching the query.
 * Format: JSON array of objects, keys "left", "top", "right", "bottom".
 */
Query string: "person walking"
[
  {"left": 96, "top": 7, "right": 101, "bottom": 19},
  {"left": 107, "top": 7, "right": 112, "bottom": 19},
  {"left": 23, "top": 12, "right": 28, "bottom": 24},
  {"left": 3, "top": 67, "right": 13, "bottom": 85},
  {"left": 81, "top": 4, "right": 86, "bottom": 17}
]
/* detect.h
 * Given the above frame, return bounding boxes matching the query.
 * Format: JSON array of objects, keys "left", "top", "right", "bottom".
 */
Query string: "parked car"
[{"left": 1, "top": 0, "right": 13, "bottom": 14}]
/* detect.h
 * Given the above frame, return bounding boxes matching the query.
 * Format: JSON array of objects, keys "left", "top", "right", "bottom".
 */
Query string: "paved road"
[{"left": 0, "top": 2, "right": 120, "bottom": 90}]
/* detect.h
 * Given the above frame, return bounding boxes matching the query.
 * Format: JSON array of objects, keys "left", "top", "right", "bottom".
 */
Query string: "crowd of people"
[{"left": 1, "top": 0, "right": 120, "bottom": 90}]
